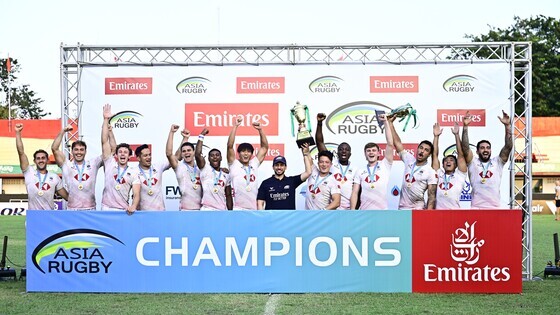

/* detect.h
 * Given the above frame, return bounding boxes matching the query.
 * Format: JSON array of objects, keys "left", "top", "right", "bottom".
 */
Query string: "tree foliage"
[
  {"left": 0, "top": 58, "right": 49, "bottom": 119},
  {"left": 466, "top": 15, "right": 560, "bottom": 117}
]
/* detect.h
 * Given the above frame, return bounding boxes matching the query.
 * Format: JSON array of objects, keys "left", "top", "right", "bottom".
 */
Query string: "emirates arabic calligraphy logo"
[{"left": 450, "top": 221, "right": 485, "bottom": 265}]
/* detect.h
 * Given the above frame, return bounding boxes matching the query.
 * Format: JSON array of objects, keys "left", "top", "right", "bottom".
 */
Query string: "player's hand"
[
  {"left": 252, "top": 121, "right": 262, "bottom": 130},
  {"left": 317, "top": 113, "right": 326, "bottom": 122},
  {"left": 181, "top": 129, "right": 190, "bottom": 138},
  {"left": 499, "top": 110, "right": 511, "bottom": 126},
  {"left": 103, "top": 104, "right": 112, "bottom": 119},
  {"left": 463, "top": 111, "right": 472, "bottom": 127},
  {"left": 433, "top": 123, "right": 443, "bottom": 136},
  {"left": 170, "top": 124, "right": 180, "bottom": 133},
  {"left": 451, "top": 122, "right": 460, "bottom": 135},
  {"left": 235, "top": 116, "right": 243, "bottom": 126},
  {"left": 14, "top": 123, "right": 23, "bottom": 132},
  {"left": 63, "top": 126, "right": 73, "bottom": 132},
  {"left": 201, "top": 128, "right": 209, "bottom": 136},
  {"left": 378, "top": 114, "right": 387, "bottom": 122}
]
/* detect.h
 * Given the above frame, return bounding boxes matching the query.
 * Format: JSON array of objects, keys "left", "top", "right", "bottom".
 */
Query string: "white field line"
[{"left": 263, "top": 294, "right": 281, "bottom": 315}]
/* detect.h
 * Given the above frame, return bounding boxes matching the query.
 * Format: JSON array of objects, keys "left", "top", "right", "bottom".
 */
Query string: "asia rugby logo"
[
  {"left": 176, "top": 77, "right": 211, "bottom": 94},
  {"left": 31, "top": 229, "right": 124, "bottom": 274},
  {"left": 110, "top": 111, "right": 143, "bottom": 129},
  {"left": 325, "top": 101, "right": 391, "bottom": 135},
  {"left": 443, "top": 75, "right": 477, "bottom": 92},
  {"left": 308, "top": 76, "right": 343, "bottom": 93}
]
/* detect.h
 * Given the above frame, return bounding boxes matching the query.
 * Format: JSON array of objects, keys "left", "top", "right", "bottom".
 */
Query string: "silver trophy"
[
  {"left": 387, "top": 103, "right": 418, "bottom": 132},
  {"left": 290, "top": 101, "right": 315, "bottom": 148}
]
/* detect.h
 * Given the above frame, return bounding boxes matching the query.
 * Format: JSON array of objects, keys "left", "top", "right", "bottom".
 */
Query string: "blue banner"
[{"left": 27, "top": 210, "right": 411, "bottom": 293}]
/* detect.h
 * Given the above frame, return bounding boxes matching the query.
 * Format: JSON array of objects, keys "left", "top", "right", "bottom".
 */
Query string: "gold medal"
[
  {"left": 78, "top": 184, "right": 84, "bottom": 190},
  {"left": 38, "top": 190, "right": 44, "bottom": 196},
  {"left": 370, "top": 184, "right": 375, "bottom": 189},
  {"left": 407, "top": 183, "right": 412, "bottom": 188},
  {"left": 213, "top": 187, "right": 219, "bottom": 193},
  {"left": 340, "top": 180, "right": 346, "bottom": 185},
  {"left": 193, "top": 184, "right": 199, "bottom": 190},
  {"left": 115, "top": 184, "right": 121, "bottom": 191},
  {"left": 148, "top": 189, "right": 154, "bottom": 196},
  {"left": 311, "top": 194, "right": 316, "bottom": 199},
  {"left": 481, "top": 178, "right": 487, "bottom": 184},
  {"left": 246, "top": 186, "right": 251, "bottom": 192},
  {"left": 444, "top": 191, "right": 448, "bottom": 196}
]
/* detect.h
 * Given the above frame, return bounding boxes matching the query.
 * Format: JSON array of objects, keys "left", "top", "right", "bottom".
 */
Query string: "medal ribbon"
[
  {"left": 367, "top": 162, "right": 379, "bottom": 184},
  {"left": 37, "top": 170, "right": 48, "bottom": 191},
  {"left": 481, "top": 161, "right": 492, "bottom": 179},
  {"left": 212, "top": 168, "right": 223, "bottom": 187},
  {"left": 185, "top": 161, "right": 198, "bottom": 183},
  {"left": 244, "top": 165, "right": 252, "bottom": 186},
  {"left": 338, "top": 163, "right": 350, "bottom": 181},
  {"left": 313, "top": 173, "right": 331, "bottom": 193},
  {"left": 74, "top": 161, "right": 86, "bottom": 185},
  {"left": 443, "top": 173, "right": 451, "bottom": 190},
  {"left": 409, "top": 162, "right": 422, "bottom": 182},
  {"left": 116, "top": 165, "right": 128, "bottom": 184},
  {"left": 139, "top": 167, "right": 153, "bottom": 189}
]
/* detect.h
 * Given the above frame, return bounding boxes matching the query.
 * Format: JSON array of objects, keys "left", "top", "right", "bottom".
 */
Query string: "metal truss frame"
[{"left": 60, "top": 42, "right": 533, "bottom": 278}]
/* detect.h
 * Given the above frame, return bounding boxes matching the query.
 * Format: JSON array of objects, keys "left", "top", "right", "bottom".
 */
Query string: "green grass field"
[{"left": 1, "top": 215, "right": 559, "bottom": 315}]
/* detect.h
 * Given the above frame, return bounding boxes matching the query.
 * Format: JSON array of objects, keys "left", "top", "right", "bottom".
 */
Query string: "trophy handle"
[
  {"left": 305, "top": 106, "right": 312, "bottom": 133},
  {"left": 290, "top": 109, "right": 295, "bottom": 137}
]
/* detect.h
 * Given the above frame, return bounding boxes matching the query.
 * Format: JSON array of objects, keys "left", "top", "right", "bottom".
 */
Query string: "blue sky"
[{"left": 2, "top": 0, "right": 559, "bottom": 117}]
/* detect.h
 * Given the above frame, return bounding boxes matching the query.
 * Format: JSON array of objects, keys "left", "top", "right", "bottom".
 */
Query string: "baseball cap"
[{"left": 273, "top": 156, "right": 287, "bottom": 165}]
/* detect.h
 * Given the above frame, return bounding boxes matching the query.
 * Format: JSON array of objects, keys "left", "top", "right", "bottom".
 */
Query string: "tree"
[
  {"left": 1, "top": 58, "right": 49, "bottom": 119},
  {"left": 466, "top": 15, "right": 560, "bottom": 117}
]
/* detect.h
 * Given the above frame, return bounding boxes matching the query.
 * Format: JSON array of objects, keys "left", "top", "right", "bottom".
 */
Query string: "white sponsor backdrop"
[{"left": 80, "top": 63, "right": 511, "bottom": 210}]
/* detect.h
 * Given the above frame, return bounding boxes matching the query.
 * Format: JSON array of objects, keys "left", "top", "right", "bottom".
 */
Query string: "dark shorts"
[{"left": 556, "top": 199, "right": 560, "bottom": 207}]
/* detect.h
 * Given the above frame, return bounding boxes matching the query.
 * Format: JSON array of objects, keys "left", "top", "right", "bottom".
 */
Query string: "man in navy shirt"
[{"left": 257, "top": 144, "right": 312, "bottom": 210}]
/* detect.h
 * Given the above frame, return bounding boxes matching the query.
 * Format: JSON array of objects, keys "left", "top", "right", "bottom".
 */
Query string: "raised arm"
[
  {"left": 226, "top": 117, "right": 243, "bottom": 164},
  {"left": 498, "top": 110, "right": 513, "bottom": 163},
  {"left": 432, "top": 123, "right": 442, "bottom": 170},
  {"left": 108, "top": 125, "right": 117, "bottom": 154},
  {"left": 461, "top": 111, "right": 474, "bottom": 164},
  {"left": 166, "top": 124, "right": 180, "bottom": 169},
  {"left": 387, "top": 115, "right": 404, "bottom": 153},
  {"left": 101, "top": 104, "right": 113, "bottom": 160},
  {"left": 452, "top": 122, "right": 467, "bottom": 173},
  {"left": 195, "top": 129, "right": 209, "bottom": 169},
  {"left": 315, "top": 113, "right": 327, "bottom": 152},
  {"left": 300, "top": 143, "right": 312, "bottom": 181},
  {"left": 15, "top": 124, "right": 30, "bottom": 172},
  {"left": 380, "top": 114, "right": 394, "bottom": 163},
  {"left": 253, "top": 121, "right": 269, "bottom": 164},
  {"left": 51, "top": 126, "right": 73, "bottom": 167}
]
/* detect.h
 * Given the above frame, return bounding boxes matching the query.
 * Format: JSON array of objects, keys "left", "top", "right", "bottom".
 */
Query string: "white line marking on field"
[{"left": 264, "top": 294, "right": 281, "bottom": 315}]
